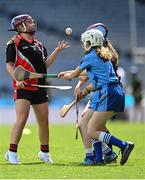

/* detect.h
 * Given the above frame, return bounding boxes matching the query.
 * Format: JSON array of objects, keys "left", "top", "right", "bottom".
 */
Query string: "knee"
[
  {"left": 78, "top": 122, "right": 84, "bottom": 132},
  {"left": 78, "top": 121, "right": 82, "bottom": 129},
  {"left": 87, "top": 123, "right": 95, "bottom": 138},
  {"left": 16, "top": 116, "right": 28, "bottom": 127},
  {"left": 38, "top": 118, "right": 48, "bottom": 127},
  {"left": 87, "top": 124, "right": 100, "bottom": 139},
  {"left": 87, "top": 127, "right": 93, "bottom": 138},
  {"left": 78, "top": 118, "right": 87, "bottom": 129},
  {"left": 87, "top": 128, "right": 100, "bottom": 140}
]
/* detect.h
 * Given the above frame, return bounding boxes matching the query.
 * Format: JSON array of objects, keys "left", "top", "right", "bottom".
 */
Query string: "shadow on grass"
[
  {"left": 0, "top": 162, "right": 82, "bottom": 166},
  {"left": 0, "top": 161, "right": 134, "bottom": 167},
  {"left": 51, "top": 162, "right": 123, "bottom": 167},
  {"left": 0, "top": 162, "right": 44, "bottom": 166}
]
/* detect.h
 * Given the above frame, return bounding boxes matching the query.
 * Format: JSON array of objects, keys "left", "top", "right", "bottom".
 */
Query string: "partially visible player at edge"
[
  {"left": 5, "top": 14, "right": 69, "bottom": 164},
  {"left": 58, "top": 28, "right": 134, "bottom": 165}
]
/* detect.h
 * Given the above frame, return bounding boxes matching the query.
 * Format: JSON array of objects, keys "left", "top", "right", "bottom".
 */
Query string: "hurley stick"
[{"left": 14, "top": 66, "right": 58, "bottom": 81}]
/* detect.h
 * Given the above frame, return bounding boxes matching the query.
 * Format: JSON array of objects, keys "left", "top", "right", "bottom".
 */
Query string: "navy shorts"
[
  {"left": 89, "top": 82, "right": 125, "bottom": 112},
  {"left": 14, "top": 89, "right": 48, "bottom": 105}
]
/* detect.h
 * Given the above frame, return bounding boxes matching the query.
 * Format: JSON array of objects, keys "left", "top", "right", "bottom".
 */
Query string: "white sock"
[
  {"left": 102, "top": 143, "right": 112, "bottom": 156},
  {"left": 8, "top": 150, "right": 17, "bottom": 155},
  {"left": 85, "top": 148, "right": 93, "bottom": 154},
  {"left": 98, "top": 132, "right": 106, "bottom": 142}
]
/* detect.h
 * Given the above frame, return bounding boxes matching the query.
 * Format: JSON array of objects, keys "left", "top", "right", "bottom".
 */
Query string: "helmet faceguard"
[
  {"left": 81, "top": 29, "right": 104, "bottom": 52},
  {"left": 86, "top": 23, "right": 108, "bottom": 38},
  {"left": 9, "top": 14, "right": 36, "bottom": 35}
]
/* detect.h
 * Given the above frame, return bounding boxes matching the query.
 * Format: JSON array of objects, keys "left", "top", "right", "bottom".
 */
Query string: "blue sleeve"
[{"left": 79, "top": 56, "right": 91, "bottom": 70}]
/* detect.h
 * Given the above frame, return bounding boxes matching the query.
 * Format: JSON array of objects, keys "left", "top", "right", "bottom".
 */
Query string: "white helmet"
[{"left": 81, "top": 29, "right": 104, "bottom": 51}]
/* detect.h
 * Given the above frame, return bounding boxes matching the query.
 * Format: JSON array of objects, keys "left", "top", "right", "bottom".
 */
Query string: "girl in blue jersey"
[
  {"left": 73, "top": 24, "right": 119, "bottom": 165},
  {"left": 58, "top": 29, "right": 134, "bottom": 165}
]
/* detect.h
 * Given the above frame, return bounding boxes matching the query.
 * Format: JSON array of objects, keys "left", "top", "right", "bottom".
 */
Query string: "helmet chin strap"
[
  {"left": 18, "top": 22, "right": 35, "bottom": 35},
  {"left": 84, "top": 44, "right": 92, "bottom": 52},
  {"left": 20, "top": 31, "right": 35, "bottom": 35}
]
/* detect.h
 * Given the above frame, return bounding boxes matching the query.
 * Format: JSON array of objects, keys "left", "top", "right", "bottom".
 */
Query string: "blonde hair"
[{"left": 96, "top": 40, "right": 118, "bottom": 66}]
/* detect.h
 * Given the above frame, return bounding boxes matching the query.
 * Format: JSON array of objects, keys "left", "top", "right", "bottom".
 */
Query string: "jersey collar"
[{"left": 18, "top": 34, "right": 35, "bottom": 43}]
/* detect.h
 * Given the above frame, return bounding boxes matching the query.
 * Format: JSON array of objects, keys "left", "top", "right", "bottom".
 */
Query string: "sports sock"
[
  {"left": 85, "top": 153, "right": 95, "bottom": 161},
  {"left": 106, "top": 130, "right": 113, "bottom": 150},
  {"left": 99, "top": 132, "right": 127, "bottom": 149},
  {"left": 85, "top": 148, "right": 94, "bottom": 160},
  {"left": 85, "top": 148, "right": 94, "bottom": 154},
  {"left": 102, "top": 143, "right": 112, "bottom": 156},
  {"left": 92, "top": 140, "right": 103, "bottom": 162},
  {"left": 41, "top": 144, "right": 49, "bottom": 153},
  {"left": 9, "top": 144, "right": 18, "bottom": 152}
]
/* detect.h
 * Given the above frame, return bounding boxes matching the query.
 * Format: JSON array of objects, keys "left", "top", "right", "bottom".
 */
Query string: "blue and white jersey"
[{"left": 79, "top": 49, "right": 118, "bottom": 90}]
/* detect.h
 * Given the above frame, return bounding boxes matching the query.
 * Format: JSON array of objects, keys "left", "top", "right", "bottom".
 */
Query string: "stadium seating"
[{"left": 0, "top": 0, "right": 145, "bottom": 97}]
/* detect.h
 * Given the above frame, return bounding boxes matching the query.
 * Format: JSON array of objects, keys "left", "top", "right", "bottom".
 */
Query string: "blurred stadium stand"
[{"left": 0, "top": 0, "right": 145, "bottom": 112}]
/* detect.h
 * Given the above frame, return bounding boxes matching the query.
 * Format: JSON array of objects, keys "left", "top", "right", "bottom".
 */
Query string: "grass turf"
[{"left": 0, "top": 121, "right": 145, "bottom": 179}]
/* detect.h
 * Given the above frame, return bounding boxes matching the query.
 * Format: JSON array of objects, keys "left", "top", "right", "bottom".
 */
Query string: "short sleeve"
[
  {"left": 6, "top": 43, "right": 16, "bottom": 63},
  {"left": 79, "top": 56, "right": 91, "bottom": 70}
]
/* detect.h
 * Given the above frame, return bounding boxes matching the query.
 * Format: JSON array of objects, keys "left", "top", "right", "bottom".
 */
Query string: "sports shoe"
[
  {"left": 120, "top": 141, "right": 134, "bottom": 165},
  {"left": 104, "top": 151, "right": 118, "bottom": 164},
  {"left": 81, "top": 158, "right": 96, "bottom": 165},
  {"left": 5, "top": 151, "right": 21, "bottom": 164},
  {"left": 38, "top": 151, "right": 53, "bottom": 164}
]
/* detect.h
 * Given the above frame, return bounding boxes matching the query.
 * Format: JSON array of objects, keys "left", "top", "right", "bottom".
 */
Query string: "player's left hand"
[
  {"left": 16, "top": 80, "right": 25, "bottom": 89},
  {"left": 74, "top": 86, "right": 81, "bottom": 100},
  {"left": 56, "top": 41, "right": 70, "bottom": 52}
]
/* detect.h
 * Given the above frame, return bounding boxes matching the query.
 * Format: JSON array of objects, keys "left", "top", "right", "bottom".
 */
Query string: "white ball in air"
[{"left": 65, "top": 27, "right": 72, "bottom": 35}]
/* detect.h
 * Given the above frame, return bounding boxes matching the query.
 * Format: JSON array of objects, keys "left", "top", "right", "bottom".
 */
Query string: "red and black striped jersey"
[{"left": 6, "top": 35, "right": 48, "bottom": 91}]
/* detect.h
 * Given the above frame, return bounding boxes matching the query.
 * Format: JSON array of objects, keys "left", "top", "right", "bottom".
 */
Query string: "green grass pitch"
[{"left": 0, "top": 121, "right": 145, "bottom": 179}]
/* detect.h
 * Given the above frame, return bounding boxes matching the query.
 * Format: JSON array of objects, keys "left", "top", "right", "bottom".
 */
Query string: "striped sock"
[
  {"left": 85, "top": 148, "right": 94, "bottom": 154},
  {"left": 9, "top": 144, "right": 18, "bottom": 152},
  {"left": 99, "top": 132, "right": 127, "bottom": 149},
  {"left": 92, "top": 140, "right": 103, "bottom": 162},
  {"left": 85, "top": 153, "right": 94, "bottom": 161},
  {"left": 41, "top": 145, "right": 49, "bottom": 153},
  {"left": 102, "top": 143, "right": 112, "bottom": 156},
  {"left": 106, "top": 131, "right": 113, "bottom": 150}
]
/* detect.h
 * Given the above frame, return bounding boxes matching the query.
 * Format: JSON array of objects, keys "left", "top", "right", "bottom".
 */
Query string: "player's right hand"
[
  {"left": 16, "top": 81, "right": 25, "bottom": 89},
  {"left": 58, "top": 72, "right": 71, "bottom": 80},
  {"left": 57, "top": 72, "right": 66, "bottom": 78},
  {"left": 56, "top": 41, "right": 70, "bottom": 52}
]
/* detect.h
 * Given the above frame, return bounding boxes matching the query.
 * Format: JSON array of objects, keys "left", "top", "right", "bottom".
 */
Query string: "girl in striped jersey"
[{"left": 5, "top": 14, "right": 69, "bottom": 164}]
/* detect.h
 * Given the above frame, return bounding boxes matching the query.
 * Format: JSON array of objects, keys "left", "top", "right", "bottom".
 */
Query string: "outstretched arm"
[
  {"left": 45, "top": 41, "right": 70, "bottom": 68},
  {"left": 58, "top": 69, "right": 87, "bottom": 79},
  {"left": 58, "top": 66, "right": 83, "bottom": 80}
]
